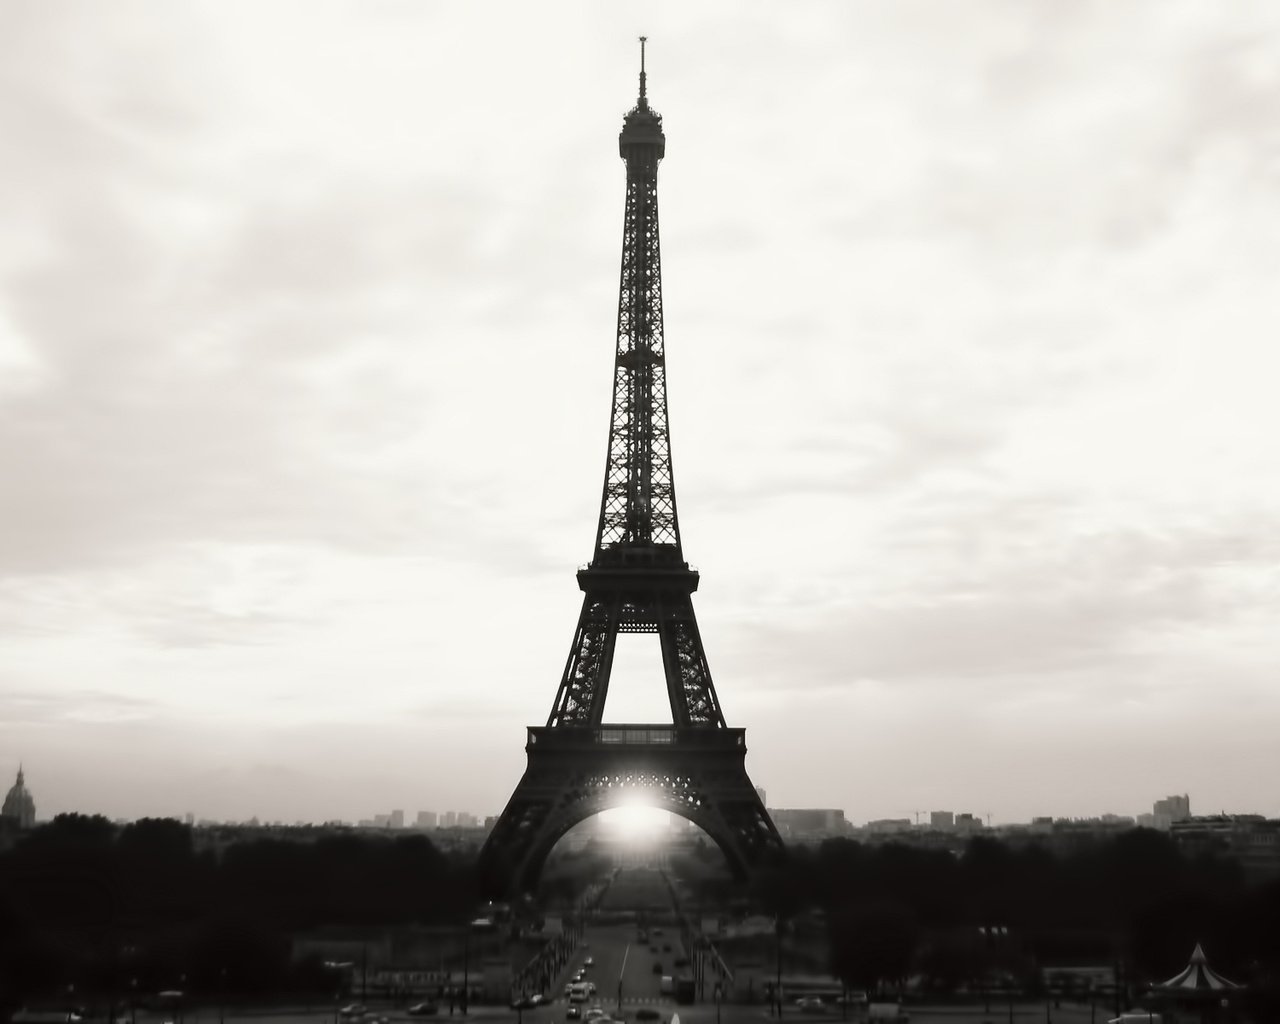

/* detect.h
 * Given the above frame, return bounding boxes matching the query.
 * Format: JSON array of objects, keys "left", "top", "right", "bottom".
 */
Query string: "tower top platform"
[{"left": 620, "top": 36, "right": 665, "bottom": 156}]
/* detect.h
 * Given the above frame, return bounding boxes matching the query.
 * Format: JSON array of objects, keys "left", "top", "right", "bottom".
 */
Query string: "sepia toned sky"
[{"left": 3, "top": 1, "right": 1279, "bottom": 828}]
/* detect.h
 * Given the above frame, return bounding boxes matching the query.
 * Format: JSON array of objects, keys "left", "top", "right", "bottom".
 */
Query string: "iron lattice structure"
[{"left": 479, "top": 43, "right": 783, "bottom": 896}]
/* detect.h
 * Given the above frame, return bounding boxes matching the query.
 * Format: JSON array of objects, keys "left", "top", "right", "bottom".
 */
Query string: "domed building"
[{"left": 1, "top": 765, "right": 36, "bottom": 829}]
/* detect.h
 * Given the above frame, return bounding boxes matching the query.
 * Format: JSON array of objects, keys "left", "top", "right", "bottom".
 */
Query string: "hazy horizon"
[{"left": 3, "top": 2, "right": 1279, "bottom": 828}]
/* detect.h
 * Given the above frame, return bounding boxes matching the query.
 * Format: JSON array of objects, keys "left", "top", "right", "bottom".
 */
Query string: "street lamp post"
[
  {"left": 461, "top": 926, "right": 470, "bottom": 1015},
  {"left": 775, "top": 918, "right": 784, "bottom": 1018}
]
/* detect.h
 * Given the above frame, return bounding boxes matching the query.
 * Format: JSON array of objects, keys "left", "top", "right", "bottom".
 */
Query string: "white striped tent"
[{"left": 1153, "top": 943, "right": 1239, "bottom": 993}]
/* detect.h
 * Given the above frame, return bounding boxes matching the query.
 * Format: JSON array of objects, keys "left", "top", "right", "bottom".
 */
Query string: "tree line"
[
  {"left": 0, "top": 814, "right": 481, "bottom": 1002},
  {"left": 743, "top": 830, "right": 1280, "bottom": 1012}
]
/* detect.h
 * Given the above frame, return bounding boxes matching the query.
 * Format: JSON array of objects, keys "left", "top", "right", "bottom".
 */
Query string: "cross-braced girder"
[
  {"left": 546, "top": 584, "right": 724, "bottom": 729},
  {"left": 597, "top": 145, "right": 677, "bottom": 556}
]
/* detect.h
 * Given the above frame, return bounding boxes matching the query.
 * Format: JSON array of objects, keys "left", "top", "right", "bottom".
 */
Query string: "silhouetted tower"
[{"left": 479, "top": 41, "right": 783, "bottom": 895}]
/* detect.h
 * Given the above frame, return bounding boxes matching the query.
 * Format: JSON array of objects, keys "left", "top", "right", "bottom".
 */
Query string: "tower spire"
[{"left": 638, "top": 35, "right": 647, "bottom": 104}]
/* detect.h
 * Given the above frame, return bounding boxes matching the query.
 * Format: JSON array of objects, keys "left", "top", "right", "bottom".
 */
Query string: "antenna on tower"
[{"left": 638, "top": 36, "right": 648, "bottom": 102}]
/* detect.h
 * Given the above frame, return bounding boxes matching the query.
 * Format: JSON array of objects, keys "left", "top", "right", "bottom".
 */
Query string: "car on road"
[
  {"left": 511, "top": 995, "right": 545, "bottom": 1010},
  {"left": 795, "top": 997, "right": 825, "bottom": 1012},
  {"left": 566, "top": 1008, "right": 581, "bottom": 1020},
  {"left": 652, "top": 961, "right": 663, "bottom": 973},
  {"left": 583, "top": 956, "right": 594, "bottom": 967},
  {"left": 339, "top": 1007, "right": 367, "bottom": 1019},
  {"left": 408, "top": 1003, "right": 439, "bottom": 1016}
]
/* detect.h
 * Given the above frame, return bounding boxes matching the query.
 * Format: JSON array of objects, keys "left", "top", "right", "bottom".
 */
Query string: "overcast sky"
[{"left": 3, "top": 1, "right": 1279, "bottom": 829}]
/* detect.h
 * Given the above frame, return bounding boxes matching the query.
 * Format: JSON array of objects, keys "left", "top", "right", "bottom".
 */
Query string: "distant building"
[
  {"left": 754, "top": 786, "right": 767, "bottom": 807},
  {"left": 954, "top": 812, "right": 984, "bottom": 833},
  {"left": 390, "top": 809, "right": 404, "bottom": 829},
  {"left": 442, "top": 811, "right": 457, "bottom": 828},
  {"left": 865, "top": 817, "right": 912, "bottom": 834},
  {"left": 1, "top": 766, "right": 35, "bottom": 830},
  {"left": 930, "top": 811, "right": 954, "bottom": 830},
  {"left": 1170, "top": 815, "right": 1280, "bottom": 881},
  {"left": 374, "top": 814, "right": 389, "bottom": 828},
  {"left": 1153, "top": 794, "right": 1191, "bottom": 831},
  {"left": 770, "top": 808, "right": 847, "bottom": 840},
  {"left": 416, "top": 810, "right": 437, "bottom": 828}
]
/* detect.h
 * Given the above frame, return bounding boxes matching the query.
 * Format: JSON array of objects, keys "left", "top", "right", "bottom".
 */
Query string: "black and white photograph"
[{"left": 2, "top": 3, "right": 1278, "bottom": 1023}]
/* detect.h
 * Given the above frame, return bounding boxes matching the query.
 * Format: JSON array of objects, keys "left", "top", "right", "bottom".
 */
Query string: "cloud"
[
  {"left": 2, "top": 2, "right": 1280, "bottom": 824},
  {"left": 0, "top": 688, "right": 159, "bottom": 725}
]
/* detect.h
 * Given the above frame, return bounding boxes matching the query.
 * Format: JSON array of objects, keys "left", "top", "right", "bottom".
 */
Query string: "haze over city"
[{"left": 3, "top": 1, "right": 1279, "bottom": 827}]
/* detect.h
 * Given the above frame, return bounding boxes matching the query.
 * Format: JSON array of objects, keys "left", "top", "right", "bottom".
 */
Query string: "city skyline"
[
  {"left": 4, "top": 3, "right": 1280, "bottom": 826},
  {"left": 1, "top": 761, "right": 1232, "bottom": 835}
]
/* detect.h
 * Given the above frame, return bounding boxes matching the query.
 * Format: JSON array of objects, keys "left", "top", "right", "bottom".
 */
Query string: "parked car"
[
  {"left": 566, "top": 1008, "right": 581, "bottom": 1020},
  {"left": 635, "top": 1010, "right": 662, "bottom": 1022},
  {"left": 795, "top": 997, "right": 825, "bottom": 1012},
  {"left": 408, "top": 1003, "right": 438, "bottom": 1016}
]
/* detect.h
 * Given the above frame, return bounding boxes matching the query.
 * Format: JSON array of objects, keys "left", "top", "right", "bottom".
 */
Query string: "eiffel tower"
[{"left": 479, "top": 40, "right": 784, "bottom": 896}]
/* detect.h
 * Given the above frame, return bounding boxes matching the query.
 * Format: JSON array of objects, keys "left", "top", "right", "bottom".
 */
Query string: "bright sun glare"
[{"left": 599, "top": 800, "right": 671, "bottom": 838}]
